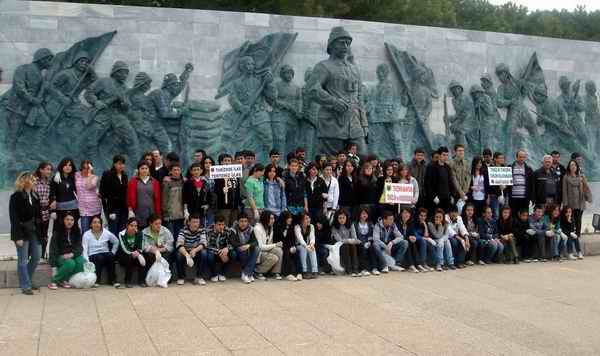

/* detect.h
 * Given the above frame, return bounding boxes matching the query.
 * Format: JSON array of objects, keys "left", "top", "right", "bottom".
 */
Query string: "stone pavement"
[{"left": 2, "top": 258, "right": 600, "bottom": 355}]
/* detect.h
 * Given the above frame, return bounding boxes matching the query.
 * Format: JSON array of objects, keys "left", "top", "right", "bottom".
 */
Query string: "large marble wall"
[{"left": 2, "top": 0, "right": 600, "bottom": 136}]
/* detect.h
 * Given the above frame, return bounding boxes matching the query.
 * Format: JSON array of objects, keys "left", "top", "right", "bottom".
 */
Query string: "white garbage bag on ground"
[
  {"left": 145, "top": 257, "right": 171, "bottom": 288},
  {"left": 326, "top": 242, "right": 345, "bottom": 275},
  {"left": 69, "top": 262, "right": 97, "bottom": 289}
]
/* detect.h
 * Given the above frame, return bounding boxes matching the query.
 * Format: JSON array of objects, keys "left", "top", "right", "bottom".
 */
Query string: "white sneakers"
[
  {"left": 371, "top": 269, "right": 380, "bottom": 276},
  {"left": 241, "top": 274, "right": 251, "bottom": 284},
  {"left": 361, "top": 270, "right": 371, "bottom": 277},
  {"left": 194, "top": 278, "right": 206, "bottom": 286},
  {"left": 390, "top": 265, "right": 404, "bottom": 272}
]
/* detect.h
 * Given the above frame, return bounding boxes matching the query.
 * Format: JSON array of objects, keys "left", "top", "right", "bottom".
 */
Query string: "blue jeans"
[
  {"left": 176, "top": 249, "right": 208, "bottom": 279},
  {"left": 15, "top": 240, "right": 42, "bottom": 290},
  {"left": 433, "top": 237, "right": 454, "bottom": 266},
  {"left": 568, "top": 237, "right": 581, "bottom": 254},
  {"left": 297, "top": 245, "right": 318, "bottom": 273},
  {"left": 108, "top": 209, "right": 128, "bottom": 237},
  {"left": 80, "top": 216, "right": 93, "bottom": 234},
  {"left": 552, "top": 235, "right": 567, "bottom": 257},
  {"left": 165, "top": 219, "right": 185, "bottom": 249},
  {"left": 373, "top": 240, "right": 408, "bottom": 266},
  {"left": 449, "top": 237, "right": 466, "bottom": 265},
  {"left": 235, "top": 246, "right": 258, "bottom": 276},
  {"left": 481, "top": 239, "right": 503, "bottom": 262},
  {"left": 206, "top": 250, "right": 230, "bottom": 277}
]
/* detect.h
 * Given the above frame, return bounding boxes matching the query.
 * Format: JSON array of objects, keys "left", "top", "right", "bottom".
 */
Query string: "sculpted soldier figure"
[
  {"left": 480, "top": 73, "right": 497, "bottom": 107},
  {"left": 367, "top": 63, "right": 403, "bottom": 158},
  {"left": 495, "top": 63, "right": 537, "bottom": 157},
  {"left": 309, "top": 27, "right": 368, "bottom": 155},
  {"left": 147, "top": 63, "right": 193, "bottom": 152},
  {"left": 557, "top": 76, "right": 587, "bottom": 146},
  {"left": 227, "top": 56, "right": 276, "bottom": 161},
  {"left": 470, "top": 84, "right": 498, "bottom": 152},
  {"left": 128, "top": 72, "right": 171, "bottom": 153},
  {"left": 447, "top": 81, "right": 476, "bottom": 150},
  {"left": 273, "top": 64, "right": 302, "bottom": 155},
  {"left": 584, "top": 80, "right": 600, "bottom": 153},
  {"left": 301, "top": 67, "right": 319, "bottom": 159},
  {"left": 6, "top": 48, "right": 54, "bottom": 163},
  {"left": 83, "top": 61, "right": 140, "bottom": 161}
]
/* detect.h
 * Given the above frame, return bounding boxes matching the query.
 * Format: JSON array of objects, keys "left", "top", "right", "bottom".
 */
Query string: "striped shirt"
[
  {"left": 34, "top": 177, "right": 51, "bottom": 221},
  {"left": 75, "top": 172, "right": 102, "bottom": 217},
  {"left": 176, "top": 227, "right": 207, "bottom": 251}
]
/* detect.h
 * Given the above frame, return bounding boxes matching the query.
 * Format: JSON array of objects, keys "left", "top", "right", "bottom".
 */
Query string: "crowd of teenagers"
[{"left": 8, "top": 143, "right": 594, "bottom": 295}]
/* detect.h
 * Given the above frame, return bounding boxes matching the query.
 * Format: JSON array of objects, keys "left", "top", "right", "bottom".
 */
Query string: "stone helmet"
[
  {"left": 558, "top": 75, "right": 571, "bottom": 88},
  {"left": 33, "top": 48, "right": 54, "bottom": 63},
  {"left": 162, "top": 73, "right": 179, "bottom": 89},
  {"left": 327, "top": 26, "right": 352, "bottom": 55},
  {"left": 448, "top": 80, "right": 463, "bottom": 92},
  {"left": 133, "top": 72, "right": 152, "bottom": 89},
  {"left": 469, "top": 84, "right": 485, "bottom": 96},
  {"left": 73, "top": 51, "right": 90, "bottom": 65},
  {"left": 480, "top": 73, "right": 493, "bottom": 84},
  {"left": 495, "top": 63, "right": 510, "bottom": 76},
  {"left": 111, "top": 61, "right": 129, "bottom": 76}
]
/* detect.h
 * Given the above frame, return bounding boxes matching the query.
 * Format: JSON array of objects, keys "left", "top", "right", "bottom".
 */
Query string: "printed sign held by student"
[
  {"left": 488, "top": 166, "right": 513, "bottom": 186},
  {"left": 210, "top": 164, "right": 243, "bottom": 179}
]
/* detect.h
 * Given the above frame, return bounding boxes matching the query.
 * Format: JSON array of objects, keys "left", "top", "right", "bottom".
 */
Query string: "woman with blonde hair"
[{"left": 10, "top": 172, "right": 42, "bottom": 295}]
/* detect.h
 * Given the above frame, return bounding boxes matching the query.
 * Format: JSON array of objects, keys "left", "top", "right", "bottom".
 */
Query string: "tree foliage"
[{"left": 50, "top": 0, "right": 600, "bottom": 41}]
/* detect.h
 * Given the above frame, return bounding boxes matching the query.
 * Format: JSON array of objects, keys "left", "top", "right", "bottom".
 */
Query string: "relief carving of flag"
[{"left": 215, "top": 32, "right": 297, "bottom": 99}]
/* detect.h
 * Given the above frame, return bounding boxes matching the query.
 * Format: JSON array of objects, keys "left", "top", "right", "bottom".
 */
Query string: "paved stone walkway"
[{"left": 1, "top": 258, "right": 600, "bottom": 355}]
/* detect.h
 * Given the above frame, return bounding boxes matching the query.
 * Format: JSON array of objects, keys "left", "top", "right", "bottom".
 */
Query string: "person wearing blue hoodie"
[
  {"left": 263, "top": 164, "right": 287, "bottom": 217},
  {"left": 372, "top": 210, "right": 407, "bottom": 271}
]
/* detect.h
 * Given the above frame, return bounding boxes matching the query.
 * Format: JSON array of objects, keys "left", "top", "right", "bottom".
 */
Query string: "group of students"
[{"left": 8, "top": 143, "right": 593, "bottom": 295}]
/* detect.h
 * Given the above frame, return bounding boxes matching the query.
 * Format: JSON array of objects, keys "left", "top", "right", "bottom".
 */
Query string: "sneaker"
[
  {"left": 448, "top": 265, "right": 457, "bottom": 270},
  {"left": 427, "top": 266, "right": 435, "bottom": 272},
  {"left": 186, "top": 256, "right": 194, "bottom": 267},
  {"left": 176, "top": 279, "right": 185, "bottom": 285},
  {"left": 478, "top": 260, "right": 486, "bottom": 265},
  {"left": 457, "top": 264, "right": 466, "bottom": 269},
  {"left": 210, "top": 276, "right": 219, "bottom": 283},
  {"left": 390, "top": 265, "right": 404, "bottom": 272},
  {"left": 436, "top": 265, "right": 443, "bottom": 272},
  {"left": 568, "top": 254, "right": 577, "bottom": 260},
  {"left": 60, "top": 281, "right": 72, "bottom": 289},
  {"left": 409, "top": 265, "right": 419, "bottom": 273},
  {"left": 275, "top": 274, "right": 282, "bottom": 280},
  {"left": 532, "top": 259, "right": 539, "bottom": 263},
  {"left": 351, "top": 273, "right": 358, "bottom": 277},
  {"left": 296, "top": 274, "right": 303, "bottom": 281},
  {"left": 578, "top": 252, "right": 584, "bottom": 260},
  {"left": 417, "top": 265, "right": 428, "bottom": 272},
  {"left": 250, "top": 275, "right": 255, "bottom": 282},
  {"left": 286, "top": 274, "right": 297, "bottom": 281},
  {"left": 22, "top": 289, "right": 34, "bottom": 295},
  {"left": 465, "top": 261, "right": 475, "bottom": 266},
  {"left": 371, "top": 269, "right": 380, "bottom": 276},
  {"left": 194, "top": 278, "right": 206, "bottom": 286},
  {"left": 303, "top": 273, "right": 312, "bottom": 280},
  {"left": 312, "top": 272, "right": 319, "bottom": 279},
  {"left": 113, "top": 283, "right": 122, "bottom": 289},
  {"left": 319, "top": 271, "right": 326, "bottom": 276},
  {"left": 381, "top": 267, "right": 390, "bottom": 273},
  {"left": 218, "top": 275, "right": 227, "bottom": 282},
  {"left": 241, "top": 274, "right": 251, "bottom": 284},
  {"left": 48, "top": 283, "right": 58, "bottom": 290},
  {"left": 523, "top": 259, "right": 531, "bottom": 263},
  {"left": 256, "top": 273, "right": 267, "bottom": 281},
  {"left": 361, "top": 270, "right": 371, "bottom": 277}
]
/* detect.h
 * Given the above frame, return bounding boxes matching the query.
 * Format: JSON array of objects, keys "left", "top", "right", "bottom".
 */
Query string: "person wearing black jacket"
[
  {"left": 409, "top": 148, "right": 427, "bottom": 208},
  {"left": 305, "top": 163, "right": 328, "bottom": 222},
  {"left": 100, "top": 155, "right": 129, "bottom": 237},
  {"left": 314, "top": 213, "right": 334, "bottom": 274},
  {"left": 376, "top": 162, "right": 400, "bottom": 219},
  {"left": 509, "top": 150, "right": 534, "bottom": 217},
  {"left": 183, "top": 162, "right": 212, "bottom": 221},
  {"left": 214, "top": 154, "right": 241, "bottom": 226},
  {"left": 532, "top": 155, "right": 562, "bottom": 206},
  {"left": 282, "top": 159, "right": 308, "bottom": 220},
  {"left": 338, "top": 160, "right": 357, "bottom": 217},
  {"left": 9, "top": 172, "right": 42, "bottom": 295},
  {"left": 425, "top": 147, "right": 459, "bottom": 214},
  {"left": 273, "top": 211, "right": 301, "bottom": 281},
  {"left": 50, "top": 157, "right": 79, "bottom": 224},
  {"left": 355, "top": 162, "right": 379, "bottom": 222}
]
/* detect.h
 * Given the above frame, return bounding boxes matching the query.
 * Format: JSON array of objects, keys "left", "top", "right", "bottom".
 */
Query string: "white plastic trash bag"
[
  {"left": 145, "top": 257, "right": 171, "bottom": 288},
  {"left": 69, "top": 262, "right": 97, "bottom": 289},
  {"left": 326, "top": 242, "right": 345, "bottom": 275}
]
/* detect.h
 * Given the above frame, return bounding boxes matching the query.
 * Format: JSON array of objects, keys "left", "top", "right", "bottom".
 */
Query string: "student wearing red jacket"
[{"left": 128, "top": 161, "right": 161, "bottom": 229}]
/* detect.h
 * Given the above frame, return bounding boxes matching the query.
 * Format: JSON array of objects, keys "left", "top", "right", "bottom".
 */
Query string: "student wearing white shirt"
[
  {"left": 82, "top": 216, "right": 120, "bottom": 288},
  {"left": 322, "top": 164, "right": 339, "bottom": 217}
]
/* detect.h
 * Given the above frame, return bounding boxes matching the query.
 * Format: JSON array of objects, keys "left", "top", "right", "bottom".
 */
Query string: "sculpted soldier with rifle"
[
  {"left": 300, "top": 67, "right": 319, "bottom": 159},
  {"left": 272, "top": 64, "right": 302, "bottom": 155}
]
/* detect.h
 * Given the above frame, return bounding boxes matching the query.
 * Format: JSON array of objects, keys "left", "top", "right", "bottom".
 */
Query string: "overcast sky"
[{"left": 489, "top": 0, "right": 600, "bottom": 11}]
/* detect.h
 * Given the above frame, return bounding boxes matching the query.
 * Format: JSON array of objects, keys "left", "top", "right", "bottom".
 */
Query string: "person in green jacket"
[
  {"left": 244, "top": 164, "right": 265, "bottom": 224},
  {"left": 117, "top": 218, "right": 146, "bottom": 287},
  {"left": 48, "top": 213, "right": 85, "bottom": 289}
]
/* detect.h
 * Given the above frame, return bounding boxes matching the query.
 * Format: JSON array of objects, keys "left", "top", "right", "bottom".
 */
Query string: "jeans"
[
  {"left": 480, "top": 239, "right": 504, "bottom": 263},
  {"left": 89, "top": 252, "right": 116, "bottom": 284},
  {"left": 80, "top": 215, "right": 96, "bottom": 234},
  {"left": 296, "top": 245, "right": 318, "bottom": 273},
  {"left": 551, "top": 234, "right": 567, "bottom": 258},
  {"left": 206, "top": 250, "right": 231, "bottom": 277},
  {"left": 371, "top": 241, "right": 388, "bottom": 269},
  {"left": 449, "top": 237, "right": 466, "bottom": 265},
  {"left": 433, "top": 237, "right": 454, "bottom": 266},
  {"left": 15, "top": 240, "right": 42, "bottom": 290},
  {"left": 235, "top": 246, "right": 258, "bottom": 276},
  {"left": 108, "top": 209, "right": 128, "bottom": 238},
  {"left": 165, "top": 219, "right": 185, "bottom": 250},
  {"left": 568, "top": 237, "right": 581, "bottom": 254},
  {"left": 176, "top": 249, "right": 207, "bottom": 279},
  {"left": 373, "top": 240, "right": 408, "bottom": 266},
  {"left": 488, "top": 195, "right": 499, "bottom": 219}
]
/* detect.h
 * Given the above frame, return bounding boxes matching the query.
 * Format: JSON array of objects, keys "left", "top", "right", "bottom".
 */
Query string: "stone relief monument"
[{"left": 0, "top": 1, "right": 599, "bottom": 185}]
